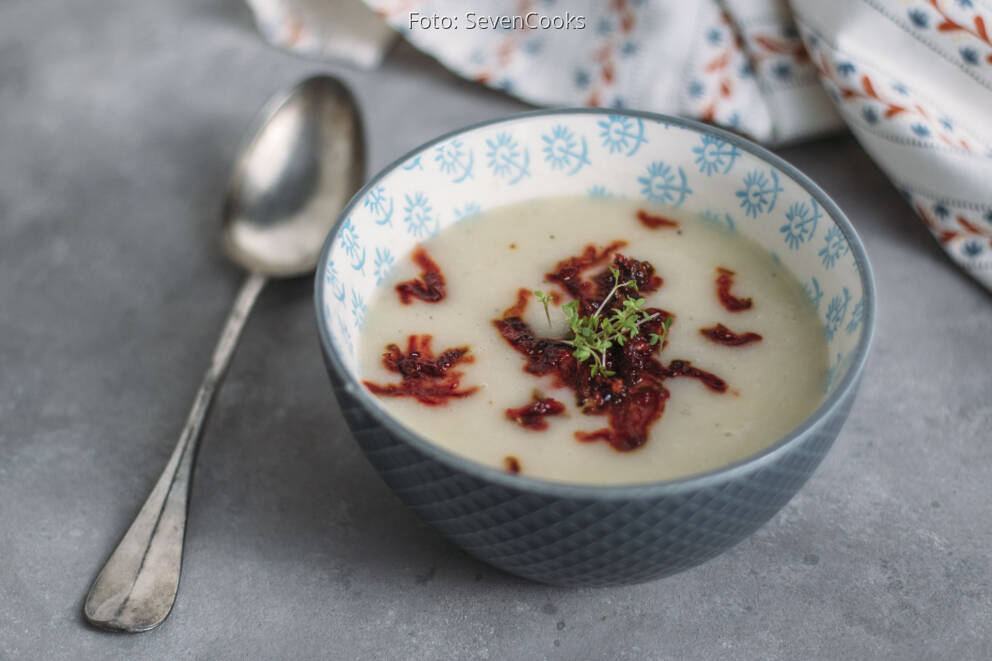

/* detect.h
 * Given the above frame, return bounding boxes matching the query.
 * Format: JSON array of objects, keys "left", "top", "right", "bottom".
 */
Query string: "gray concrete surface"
[{"left": 1, "top": 1, "right": 990, "bottom": 659}]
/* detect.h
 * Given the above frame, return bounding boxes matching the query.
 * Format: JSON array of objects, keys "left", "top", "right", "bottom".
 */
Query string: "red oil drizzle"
[
  {"left": 505, "top": 392, "right": 566, "bottom": 431},
  {"left": 395, "top": 248, "right": 446, "bottom": 304},
  {"left": 504, "top": 456, "right": 521, "bottom": 474},
  {"left": 715, "top": 267, "right": 753, "bottom": 312},
  {"left": 700, "top": 323, "right": 763, "bottom": 346},
  {"left": 494, "top": 244, "right": 727, "bottom": 453},
  {"left": 636, "top": 209, "right": 680, "bottom": 229},
  {"left": 363, "top": 334, "right": 478, "bottom": 405}
]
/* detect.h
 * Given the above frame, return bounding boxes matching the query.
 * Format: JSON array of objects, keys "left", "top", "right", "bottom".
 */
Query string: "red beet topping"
[
  {"left": 395, "top": 248, "right": 446, "bottom": 304},
  {"left": 715, "top": 267, "right": 753, "bottom": 312},
  {"left": 363, "top": 334, "right": 478, "bottom": 405},
  {"left": 665, "top": 360, "right": 728, "bottom": 392},
  {"left": 546, "top": 241, "right": 663, "bottom": 316},
  {"left": 503, "top": 288, "right": 532, "bottom": 319},
  {"left": 574, "top": 385, "right": 669, "bottom": 452},
  {"left": 636, "top": 209, "right": 680, "bottom": 229},
  {"left": 700, "top": 323, "right": 763, "bottom": 346},
  {"left": 494, "top": 244, "right": 727, "bottom": 452},
  {"left": 504, "top": 456, "right": 522, "bottom": 474},
  {"left": 545, "top": 240, "right": 627, "bottom": 311},
  {"left": 505, "top": 393, "right": 566, "bottom": 431}
]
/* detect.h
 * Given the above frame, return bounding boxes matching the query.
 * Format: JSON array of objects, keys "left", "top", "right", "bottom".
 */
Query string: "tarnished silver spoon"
[{"left": 84, "top": 75, "right": 365, "bottom": 633}]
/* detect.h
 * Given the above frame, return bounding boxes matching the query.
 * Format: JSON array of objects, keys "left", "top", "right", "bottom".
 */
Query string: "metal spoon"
[{"left": 83, "top": 75, "right": 365, "bottom": 633}]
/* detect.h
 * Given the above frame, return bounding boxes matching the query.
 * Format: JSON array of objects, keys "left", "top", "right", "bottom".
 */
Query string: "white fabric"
[
  {"left": 367, "top": 0, "right": 843, "bottom": 145},
  {"left": 247, "top": 0, "right": 992, "bottom": 291},
  {"left": 791, "top": 0, "right": 992, "bottom": 290},
  {"left": 245, "top": 0, "right": 398, "bottom": 69}
]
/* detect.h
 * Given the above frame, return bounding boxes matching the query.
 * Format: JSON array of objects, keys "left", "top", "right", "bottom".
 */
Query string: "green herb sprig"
[{"left": 534, "top": 268, "right": 673, "bottom": 377}]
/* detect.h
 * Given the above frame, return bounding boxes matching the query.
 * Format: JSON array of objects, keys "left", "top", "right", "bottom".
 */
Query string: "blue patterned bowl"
[{"left": 314, "top": 109, "right": 875, "bottom": 587}]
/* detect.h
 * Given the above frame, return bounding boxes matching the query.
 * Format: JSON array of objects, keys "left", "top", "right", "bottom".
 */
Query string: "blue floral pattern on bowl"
[{"left": 320, "top": 110, "right": 868, "bottom": 392}]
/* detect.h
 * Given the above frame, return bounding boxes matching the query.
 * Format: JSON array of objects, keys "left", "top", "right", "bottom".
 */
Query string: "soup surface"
[{"left": 357, "top": 196, "right": 828, "bottom": 485}]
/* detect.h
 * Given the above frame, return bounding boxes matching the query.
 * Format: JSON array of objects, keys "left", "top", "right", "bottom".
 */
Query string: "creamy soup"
[{"left": 357, "top": 196, "right": 828, "bottom": 485}]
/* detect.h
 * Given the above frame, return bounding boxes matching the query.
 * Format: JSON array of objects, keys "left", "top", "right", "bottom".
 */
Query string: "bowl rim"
[{"left": 314, "top": 107, "right": 876, "bottom": 500}]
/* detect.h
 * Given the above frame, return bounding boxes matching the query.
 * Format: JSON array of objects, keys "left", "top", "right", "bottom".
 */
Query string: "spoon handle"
[{"left": 84, "top": 272, "right": 267, "bottom": 632}]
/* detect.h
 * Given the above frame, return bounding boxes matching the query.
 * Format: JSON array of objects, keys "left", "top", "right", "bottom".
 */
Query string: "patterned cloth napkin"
[
  {"left": 247, "top": 0, "right": 992, "bottom": 291},
  {"left": 791, "top": 0, "right": 992, "bottom": 291}
]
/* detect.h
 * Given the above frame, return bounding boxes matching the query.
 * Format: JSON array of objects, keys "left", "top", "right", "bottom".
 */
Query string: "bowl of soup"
[{"left": 315, "top": 109, "right": 875, "bottom": 587}]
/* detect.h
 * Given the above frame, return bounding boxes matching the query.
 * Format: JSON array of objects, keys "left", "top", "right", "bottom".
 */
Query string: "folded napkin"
[
  {"left": 791, "top": 0, "right": 992, "bottom": 291},
  {"left": 249, "top": 0, "right": 992, "bottom": 291}
]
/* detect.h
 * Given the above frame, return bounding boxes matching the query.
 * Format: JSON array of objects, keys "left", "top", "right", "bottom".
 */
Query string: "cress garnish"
[{"left": 534, "top": 266, "right": 673, "bottom": 377}]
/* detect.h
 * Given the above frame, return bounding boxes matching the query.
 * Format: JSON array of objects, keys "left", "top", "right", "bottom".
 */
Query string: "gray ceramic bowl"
[{"left": 315, "top": 109, "right": 875, "bottom": 587}]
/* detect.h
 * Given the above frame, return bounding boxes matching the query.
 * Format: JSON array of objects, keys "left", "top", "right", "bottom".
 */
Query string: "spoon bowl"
[{"left": 223, "top": 75, "right": 365, "bottom": 276}]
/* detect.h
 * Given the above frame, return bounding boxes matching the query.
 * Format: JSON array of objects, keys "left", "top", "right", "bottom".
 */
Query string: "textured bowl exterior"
[
  {"left": 315, "top": 109, "right": 875, "bottom": 587},
  {"left": 325, "top": 358, "right": 860, "bottom": 587}
]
